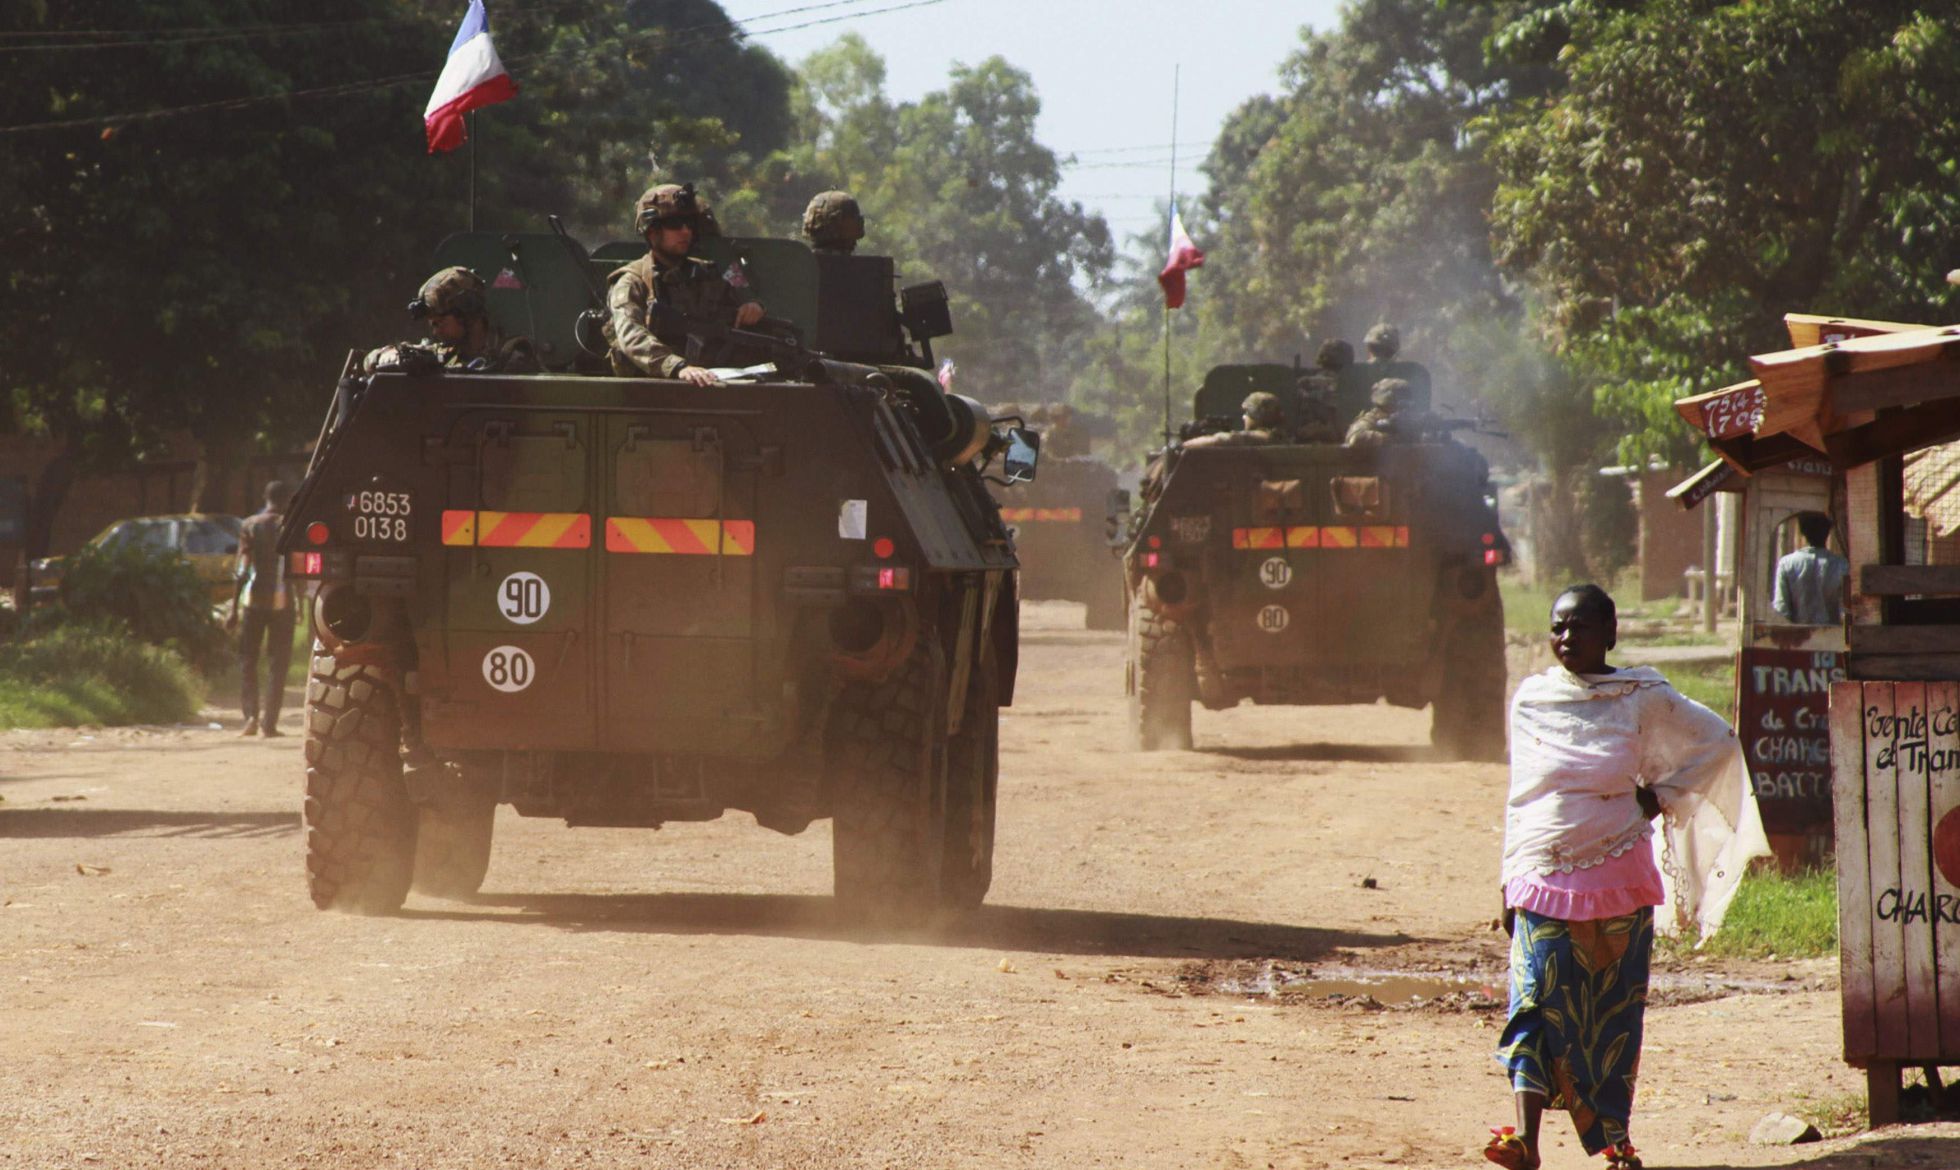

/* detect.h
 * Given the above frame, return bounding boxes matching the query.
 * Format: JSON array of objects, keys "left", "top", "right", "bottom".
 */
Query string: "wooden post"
[
  {"left": 1833, "top": 679, "right": 1877, "bottom": 1063},
  {"left": 1703, "top": 502, "right": 1719, "bottom": 632}
]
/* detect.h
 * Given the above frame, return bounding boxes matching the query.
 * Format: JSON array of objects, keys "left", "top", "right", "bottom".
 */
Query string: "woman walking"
[{"left": 1486, "top": 584, "right": 1768, "bottom": 1170}]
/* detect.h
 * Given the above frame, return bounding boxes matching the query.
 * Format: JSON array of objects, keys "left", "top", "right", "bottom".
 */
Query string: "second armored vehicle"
[{"left": 1122, "top": 361, "right": 1509, "bottom": 760}]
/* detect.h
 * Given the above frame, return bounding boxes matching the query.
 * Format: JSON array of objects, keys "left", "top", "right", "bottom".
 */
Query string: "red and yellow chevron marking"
[
  {"left": 605, "top": 517, "right": 756, "bottom": 556},
  {"left": 999, "top": 506, "right": 1084, "bottom": 523},
  {"left": 441, "top": 510, "right": 591, "bottom": 549},
  {"left": 1232, "top": 526, "right": 1284, "bottom": 550},
  {"left": 1232, "top": 525, "right": 1414, "bottom": 550}
]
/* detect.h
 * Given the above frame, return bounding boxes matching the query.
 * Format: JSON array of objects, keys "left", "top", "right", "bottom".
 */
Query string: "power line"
[{"left": 0, "top": 0, "right": 947, "bottom": 135}]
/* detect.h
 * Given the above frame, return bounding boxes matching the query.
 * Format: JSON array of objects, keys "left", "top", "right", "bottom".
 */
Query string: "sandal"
[
  {"left": 1603, "top": 1141, "right": 1642, "bottom": 1170},
  {"left": 1483, "top": 1126, "right": 1537, "bottom": 1170}
]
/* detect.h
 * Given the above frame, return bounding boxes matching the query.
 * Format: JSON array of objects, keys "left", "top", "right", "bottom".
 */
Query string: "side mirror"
[
  {"left": 1105, "top": 489, "right": 1132, "bottom": 548},
  {"left": 1002, "top": 427, "right": 1041, "bottom": 483}
]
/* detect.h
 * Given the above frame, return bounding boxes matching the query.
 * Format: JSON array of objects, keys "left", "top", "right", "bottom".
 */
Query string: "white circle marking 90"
[
  {"left": 498, "top": 571, "right": 550, "bottom": 624},
  {"left": 483, "top": 646, "right": 536, "bottom": 693}
]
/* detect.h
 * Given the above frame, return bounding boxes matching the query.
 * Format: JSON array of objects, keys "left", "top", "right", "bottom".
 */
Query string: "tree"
[
  {"left": 777, "top": 37, "right": 1114, "bottom": 397},
  {"left": 1485, "top": 1, "right": 1960, "bottom": 465}
]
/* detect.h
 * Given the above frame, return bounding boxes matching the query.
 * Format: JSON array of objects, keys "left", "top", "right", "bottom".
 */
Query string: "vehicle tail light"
[
  {"left": 307, "top": 521, "right": 331, "bottom": 545},
  {"left": 1143, "top": 552, "right": 1161, "bottom": 568},
  {"left": 1147, "top": 535, "right": 1162, "bottom": 549},
  {"left": 1484, "top": 548, "right": 1508, "bottom": 567},
  {"left": 848, "top": 564, "right": 913, "bottom": 594},
  {"left": 1481, "top": 532, "right": 1496, "bottom": 547},
  {"left": 873, "top": 537, "right": 895, "bottom": 559}
]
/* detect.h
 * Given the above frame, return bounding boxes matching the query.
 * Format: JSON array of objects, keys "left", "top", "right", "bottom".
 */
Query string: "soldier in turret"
[
  {"left": 363, "top": 266, "right": 539, "bottom": 375},
  {"left": 607, "top": 182, "right": 765, "bottom": 386},
  {"left": 803, "top": 190, "right": 866, "bottom": 255}
]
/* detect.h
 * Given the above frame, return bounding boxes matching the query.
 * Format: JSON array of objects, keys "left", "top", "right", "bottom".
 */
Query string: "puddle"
[{"left": 1207, "top": 962, "right": 1503, "bottom": 1009}]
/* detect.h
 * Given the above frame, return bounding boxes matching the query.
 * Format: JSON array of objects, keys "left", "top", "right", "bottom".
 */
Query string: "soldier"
[
  {"left": 364, "top": 266, "right": 540, "bottom": 375},
  {"left": 803, "top": 190, "right": 866, "bottom": 255},
  {"left": 1345, "top": 378, "right": 1434, "bottom": 447},
  {"left": 1295, "top": 338, "right": 1353, "bottom": 442},
  {"left": 1364, "top": 322, "right": 1400, "bottom": 363},
  {"left": 608, "top": 182, "right": 765, "bottom": 386},
  {"left": 1185, "top": 391, "right": 1284, "bottom": 449}
]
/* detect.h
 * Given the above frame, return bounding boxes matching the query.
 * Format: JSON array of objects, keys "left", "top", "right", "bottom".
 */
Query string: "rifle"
[{"left": 547, "top": 214, "right": 613, "bottom": 359}]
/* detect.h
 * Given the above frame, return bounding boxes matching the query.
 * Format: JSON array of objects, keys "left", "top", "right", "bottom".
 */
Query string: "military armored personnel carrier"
[
  {"left": 985, "top": 404, "right": 1126, "bottom": 630},
  {"left": 280, "top": 229, "right": 1035, "bottom": 923},
  {"left": 1121, "top": 361, "right": 1509, "bottom": 759}
]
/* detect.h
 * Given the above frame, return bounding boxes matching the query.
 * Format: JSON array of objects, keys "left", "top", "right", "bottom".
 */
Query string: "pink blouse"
[{"left": 1504, "top": 842, "right": 1664, "bottom": 922}]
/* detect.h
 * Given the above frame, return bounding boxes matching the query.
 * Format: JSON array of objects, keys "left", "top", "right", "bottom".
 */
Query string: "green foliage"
[
  {"left": 0, "top": 621, "right": 202, "bottom": 728},
  {"left": 1686, "top": 866, "right": 1838, "bottom": 959},
  {"left": 54, "top": 542, "right": 228, "bottom": 674},
  {"left": 777, "top": 37, "right": 1114, "bottom": 398},
  {"left": 1660, "top": 659, "right": 1735, "bottom": 721},
  {"left": 1485, "top": 0, "right": 1960, "bottom": 462}
]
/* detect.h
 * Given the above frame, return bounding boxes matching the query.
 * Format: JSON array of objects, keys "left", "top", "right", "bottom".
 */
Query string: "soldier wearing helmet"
[
  {"left": 1185, "top": 391, "right": 1284, "bottom": 449},
  {"left": 1337, "top": 321, "right": 1432, "bottom": 420},
  {"left": 606, "top": 182, "right": 764, "bottom": 386},
  {"left": 1345, "top": 377, "right": 1431, "bottom": 447},
  {"left": 802, "top": 190, "right": 866, "bottom": 255},
  {"left": 363, "top": 266, "right": 539, "bottom": 375}
]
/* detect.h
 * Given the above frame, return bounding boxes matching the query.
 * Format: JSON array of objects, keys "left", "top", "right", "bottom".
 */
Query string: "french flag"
[
  {"left": 424, "top": 0, "right": 517, "bottom": 154},
  {"left": 1157, "top": 203, "right": 1206, "bottom": 310}
]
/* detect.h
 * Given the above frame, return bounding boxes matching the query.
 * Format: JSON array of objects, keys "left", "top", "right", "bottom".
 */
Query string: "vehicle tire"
[
  {"left": 410, "top": 769, "right": 497, "bottom": 900},
  {"left": 1129, "top": 589, "right": 1195, "bottom": 751},
  {"left": 941, "top": 655, "right": 999, "bottom": 910},
  {"left": 828, "top": 635, "right": 949, "bottom": 925},
  {"left": 1431, "top": 586, "right": 1507, "bottom": 762},
  {"left": 1082, "top": 579, "right": 1128, "bottom": 632},
  {"left": 303, "top": 649, "right": 416, "bottom": 914}
]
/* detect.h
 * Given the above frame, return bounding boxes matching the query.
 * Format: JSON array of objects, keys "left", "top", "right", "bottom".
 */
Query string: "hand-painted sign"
[
  {"left": 1703, "top": 383, "right": 1767, "bottom": 440},
  {"left": 1739, "top": 647, "right": 1843, "bottom": 834}
]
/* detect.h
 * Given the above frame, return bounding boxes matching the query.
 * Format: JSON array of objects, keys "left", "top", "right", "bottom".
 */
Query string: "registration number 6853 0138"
[{"left": 349, "top": 490, "right": 411, "bottom": 542}]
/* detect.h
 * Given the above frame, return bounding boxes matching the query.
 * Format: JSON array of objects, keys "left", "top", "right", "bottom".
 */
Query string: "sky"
[{"left": 750, "top": 0, "right": 1346, "bottom": 253}]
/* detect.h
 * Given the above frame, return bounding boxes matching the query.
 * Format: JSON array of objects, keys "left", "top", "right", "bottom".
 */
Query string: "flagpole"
[
  {"left": 468, "top": 111, "right": 477, "bottom": 231},
  {"left": 1162, "top": 64, "right": 1179, "bottom": 448}
]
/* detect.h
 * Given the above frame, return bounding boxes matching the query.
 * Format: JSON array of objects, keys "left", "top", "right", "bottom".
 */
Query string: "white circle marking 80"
[
  {"left": 1257, "top": 605, "right": 1290, "bottom": 633},
  {"left": 483, "top": 646, "right": 536, "bottom": 693}
]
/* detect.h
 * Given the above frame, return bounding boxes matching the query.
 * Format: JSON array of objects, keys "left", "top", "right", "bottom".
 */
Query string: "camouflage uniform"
[
  {"left": 803, "top": 190, "right": 865, "bottom": 255},
  {"left": 363, "top": 266, "right": 540, "bottom": 375},
  {"left": 1345, "top": 378, "right": 1435, "bottom": 447},
  {"left": 1295, "top": 339, "right": 1352, "bottom": 442},
  {"left": 1183, "top": 391, "right": 1283, "bottom": 449},
  {"left": 607, "top": 183, "right": 757, "bottom": 378}
]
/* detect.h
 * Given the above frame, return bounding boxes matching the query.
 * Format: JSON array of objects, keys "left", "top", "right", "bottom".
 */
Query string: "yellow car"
[{"left": 30, "top": 513, "right": 244, "bottom": 605}]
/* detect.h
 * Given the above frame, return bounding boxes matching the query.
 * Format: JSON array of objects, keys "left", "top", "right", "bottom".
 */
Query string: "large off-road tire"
[
  {"left": 303, "top": 649, "right": 416, "bottom": 914},
  {"left": 1430, "top": 584, "right": 1508, "bottom": 762},
  {"left": 1082, "top": 579, "right": 1128, "bottom": 632},
  {"left": 941, "top": 655, "right": 999, "bottom": 910},
  {"left": 410, "top": 768, "right": 497, "bottom": 900},
  {"left": 1129, "top": 590, "right": 1195, "bottom": 751},
  {"left": 828, "top": 636, "right": 949, "bottom": 925}
]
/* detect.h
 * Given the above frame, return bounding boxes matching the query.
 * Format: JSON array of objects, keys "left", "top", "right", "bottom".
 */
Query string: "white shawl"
[{"left": 1506, "top": 665, "right": 1771, "bottom": 939}]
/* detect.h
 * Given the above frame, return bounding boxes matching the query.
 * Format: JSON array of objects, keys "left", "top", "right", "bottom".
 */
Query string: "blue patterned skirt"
[{"left": 1494, "top": 907, "right": 1653, "bottom": 1155}]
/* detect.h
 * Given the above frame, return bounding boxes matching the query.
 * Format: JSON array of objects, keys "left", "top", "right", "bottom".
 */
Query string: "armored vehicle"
[
  {"left": 986, "top": 404, "right": 1126, "bottom": 630},
  {"left": 281, "top": 231, "right": 1034, "bottom": 923},
  {"left": 1121, "top": 362, "right": 1509, "bottom": 759}
]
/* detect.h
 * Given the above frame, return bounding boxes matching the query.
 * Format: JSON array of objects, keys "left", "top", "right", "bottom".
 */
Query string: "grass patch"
[
  {"left": 1687, "top": 865, "right": 1838, "bottom": 959},
  {"left": 1794, "top": 1090, "right": 1868, "bottom": 1138},
  {"left": 0, "top": 622, "right": 202, "bottom": 728},
  {"left": 1500, "top": 573, "right": 1558, "bottom": 635},
  {"left": 1662, "top": 659, "right": 1737, "bottom": 721}
]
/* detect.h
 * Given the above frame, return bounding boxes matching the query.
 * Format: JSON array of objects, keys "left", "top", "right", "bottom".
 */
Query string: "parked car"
[{"left": 30, "top": 513, "right": 243, "bottom": 605}]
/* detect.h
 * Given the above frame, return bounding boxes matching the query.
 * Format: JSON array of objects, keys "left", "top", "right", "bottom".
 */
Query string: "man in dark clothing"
[{"left": 229, "top": 481, "right": 296, "bottom": 737}]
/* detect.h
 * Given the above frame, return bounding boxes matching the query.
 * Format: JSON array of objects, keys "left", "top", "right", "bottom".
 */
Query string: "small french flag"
[{"left": 424, "top": 0, "right": 517, "bottom": 154}]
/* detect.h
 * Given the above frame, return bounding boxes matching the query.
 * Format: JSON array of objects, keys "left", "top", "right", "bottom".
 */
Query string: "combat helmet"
[
  {"left": 1315, "top": 337, "right": 1355, "bottom": 371},
  {"left": 1242, "top": 391, "right": 1283, "bottom": 429},
  {"left": 803, "top": 190, "right": 865, "bottom": 252},
  {"left": 634, "top": 183, "right": 702, "bottom": 235},
  {"left": 1364, "top": 323, "right": 1400, "bottom": 360},
  {"left": 409, "top": 266, "right": 487, "bottom": 321},
  {"left": 1370, "top": 378, "right": 1411, "bottom": 408}
]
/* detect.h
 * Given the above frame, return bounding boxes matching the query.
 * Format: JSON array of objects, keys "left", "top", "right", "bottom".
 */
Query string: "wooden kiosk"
[{"left": 1676, "top": 314, "right": 1960, "bottom": 1123}]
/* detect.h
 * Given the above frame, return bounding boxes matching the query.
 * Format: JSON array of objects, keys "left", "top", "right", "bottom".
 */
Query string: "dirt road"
[{"left": 2, "top": 604, "right": 1947, "bottom": 1168}]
